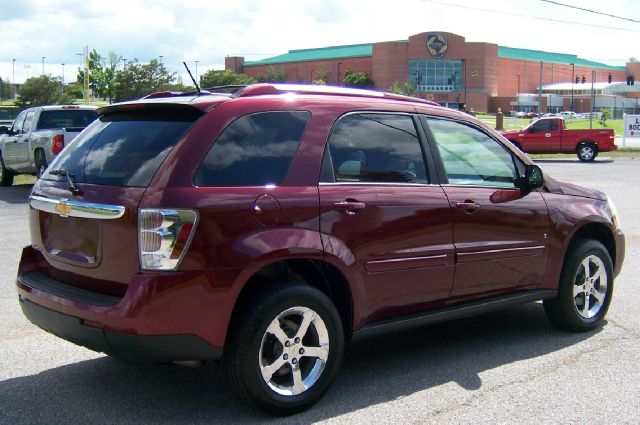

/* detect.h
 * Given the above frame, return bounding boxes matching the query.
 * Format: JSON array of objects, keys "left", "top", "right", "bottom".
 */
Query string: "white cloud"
[{"left": 1, "top": 0, "right": 638, "bottom": 85}]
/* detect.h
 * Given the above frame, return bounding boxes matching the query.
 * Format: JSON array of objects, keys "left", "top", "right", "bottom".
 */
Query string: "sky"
[{"left": 1, "top": 0, "right": 639, "bottom": 85}]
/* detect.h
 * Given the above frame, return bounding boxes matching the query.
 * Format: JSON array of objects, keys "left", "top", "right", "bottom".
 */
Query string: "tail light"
[
  {"left": 138, "top": 209, "right": 198, "bottom": 271},
  {"left": 51, "top": 135, "right": 64, "bottom": 155}
]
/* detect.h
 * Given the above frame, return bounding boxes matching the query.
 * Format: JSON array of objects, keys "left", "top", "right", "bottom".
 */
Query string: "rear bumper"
[
  {"left": 19, "top": 297, "right": 222, "bottom": 362},
  {"left": 16, "top": 246, "right": 236, "bottom": 361}
]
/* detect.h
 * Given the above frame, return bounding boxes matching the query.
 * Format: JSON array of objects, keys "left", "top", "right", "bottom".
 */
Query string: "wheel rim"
[
  {"left": 573, "top": 255, "right": 608, "bottom": 319},
  {"left": 580, "top": 146, "right": 594, "bottom": 160},
  {"left": 259, "top": 306, "right": 329, "bottom": 396}
]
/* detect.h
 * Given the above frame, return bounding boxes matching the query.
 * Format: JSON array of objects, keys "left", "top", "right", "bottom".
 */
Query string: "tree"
[
  {"left": 599, "top": 108, "right": 610, "bottom": 126},
  {"left": 0, "top": 77, "right": 12, "bottom": 100},
  {"left": 64, "top": 81, "right": 84, "bottom": 99},
  {"left": 342, "top": 69, "right": 373, "bottom": 88},
  {"left": 389, "top": 81, "right": 415, "bottom": 96},
  {"left": 77, "top": 49, "right": 122, "bottom": 101},
  {"left": 111, "top": 59, "right": 176, "bottom": 102},
  {"left": 200, "top": 70, "right": 256, "bottom": 88},
  {"left": 312, "top": 67, "right": 329, "bottom": 85},
  {"left": 15, "top": 75, "right": 73, "bottom": 108},
  {"left": 260, "top": 66, "right": 287, "bottom": 83}
]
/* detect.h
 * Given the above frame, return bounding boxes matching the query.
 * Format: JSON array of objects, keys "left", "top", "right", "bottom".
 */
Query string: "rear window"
[
  {"left": 194, "top": 111, "right": 310, "bottom": 187},
  {"left": 43, "top": 110, "right": 199, "bottom": 187},
  {"left": 36, "top": 109, "right": 98, "bottom": 130}
]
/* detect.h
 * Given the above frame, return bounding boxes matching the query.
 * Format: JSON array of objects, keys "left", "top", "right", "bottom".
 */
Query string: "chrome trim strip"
[
  {"left": 319, "top": 182, "right": 437, "bottom": 187},
  {"left": 29, "top": 195, "right": 125, "bottom": 219}
]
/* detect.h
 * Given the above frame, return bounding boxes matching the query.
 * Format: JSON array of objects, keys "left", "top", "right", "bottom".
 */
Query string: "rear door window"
[
  {"left": 43, "top": 110, "right": 200, "bottom": 187},
  {"left": 194, "top": 111, "right": 310, "bottom": 187},
  {"left": 322, "top": 113, "right": 428, "bottom": 184}
]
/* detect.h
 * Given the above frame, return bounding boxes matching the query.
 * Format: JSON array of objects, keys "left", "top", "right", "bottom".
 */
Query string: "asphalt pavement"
[{"left": 0, "top": 160, "right": 638, "bottom": 424}]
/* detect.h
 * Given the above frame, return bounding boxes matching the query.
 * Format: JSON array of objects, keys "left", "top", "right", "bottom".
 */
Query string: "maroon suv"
[{"left": 17, "top": 84, "right": 624, "bottom": 414}]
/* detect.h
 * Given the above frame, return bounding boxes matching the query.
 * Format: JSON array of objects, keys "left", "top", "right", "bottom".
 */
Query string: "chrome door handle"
[
  {"left": 334, "top": 200, "right": 366, "bottom": 215},
  {"left": 455, "top": 201, "right": 480, "bottom": 213}
]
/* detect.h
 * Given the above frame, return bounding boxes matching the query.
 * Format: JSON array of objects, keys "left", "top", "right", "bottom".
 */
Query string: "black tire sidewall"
[
  {"left": 546, "top": 239, "right": 614, "bottom": 331},
  {"left": 227, "top": 285, "right": 344, "bottom": 415}
]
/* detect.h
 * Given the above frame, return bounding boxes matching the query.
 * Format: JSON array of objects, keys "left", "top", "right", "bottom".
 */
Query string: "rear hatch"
[{"left": 29, "top": 105, "right": 203, "bottom": 296}]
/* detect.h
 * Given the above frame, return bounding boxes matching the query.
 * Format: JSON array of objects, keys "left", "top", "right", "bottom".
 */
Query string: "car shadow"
[
  {"left": 0, "top": 184, "right": 33, "bottom": 204},
  {"left": 0, "top": 303, "right": 601, "bottom": 424}
]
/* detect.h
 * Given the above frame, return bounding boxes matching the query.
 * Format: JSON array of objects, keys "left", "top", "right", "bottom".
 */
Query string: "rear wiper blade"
[{"left": 49, "top": 169, "right": 81, "bottom": 196}]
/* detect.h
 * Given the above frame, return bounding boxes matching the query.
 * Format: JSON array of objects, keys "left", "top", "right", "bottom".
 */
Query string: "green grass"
[
  {"left": 476, "top": 114, "right": 624, "bottom": 136},
  {"left": 528, "top": 148, "right": 640, "bottom": 159},
  {"left": 13, "top": 175, "right": 36, "bottom": 185}
]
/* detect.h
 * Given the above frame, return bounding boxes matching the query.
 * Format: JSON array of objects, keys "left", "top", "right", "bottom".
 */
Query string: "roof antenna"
[{"left": 183, "top": 61, "right": 201, "bottom": 94}]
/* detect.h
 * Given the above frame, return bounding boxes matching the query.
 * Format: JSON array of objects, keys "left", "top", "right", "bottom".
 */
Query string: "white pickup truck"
[{"left": 0, "top": 105, "right": 97, "bottom": 186}]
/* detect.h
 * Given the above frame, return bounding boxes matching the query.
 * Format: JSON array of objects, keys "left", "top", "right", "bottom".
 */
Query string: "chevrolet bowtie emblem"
[{"left": 55, "top": 201, "right": 72, "bottom": 217}]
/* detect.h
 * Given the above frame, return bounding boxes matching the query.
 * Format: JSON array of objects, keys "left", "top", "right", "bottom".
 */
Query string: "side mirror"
[
  {"left": 516, "top": 164, "right": 544, "bottom": 192},
  {"left": 490, "top": 165, "right": 544, "bottom": 204}
]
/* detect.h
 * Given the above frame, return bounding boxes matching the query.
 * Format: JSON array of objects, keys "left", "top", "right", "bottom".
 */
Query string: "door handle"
[
  {"left": 334, "top": 200, "right": 366, "bottom": 215},
  {"left": 545, "top": 133, "right": 551, "bottom": 138},
  {"left": 455, "top": 201, "right": 480, "bottom": 213}
]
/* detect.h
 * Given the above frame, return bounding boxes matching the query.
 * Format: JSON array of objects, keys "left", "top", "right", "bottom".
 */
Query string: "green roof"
[
  {"left": 498, "top": 46, "right": 626, "bottom": 71},
  {"left": 243, "top": 42, "right": 625, "bottom": 71},
  {"left": 245, "top": 43, "right": 373, "bottom": 66}
]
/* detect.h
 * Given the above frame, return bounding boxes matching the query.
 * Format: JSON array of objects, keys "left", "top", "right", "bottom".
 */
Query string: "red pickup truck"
[{"left": 501, "top": 117, "right": 616, "bottom": 162}]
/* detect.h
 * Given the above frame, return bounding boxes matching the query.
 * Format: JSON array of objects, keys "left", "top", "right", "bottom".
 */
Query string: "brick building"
[{"left": 226, "top": 31, "right": 640, "bottom": 114}]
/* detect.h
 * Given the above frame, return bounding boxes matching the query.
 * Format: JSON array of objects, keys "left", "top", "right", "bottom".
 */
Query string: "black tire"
[
  {"left": 35, "top": 150, "right": 47, "bottom": 178},
  {"left": 0, "top": 152, "right": 14, "bottom": 186},
  {"left": 544, "top": 239, "right": 614, "bottom": 332},
  {"left": 221, "top": 284, "right": 344, "bottom": 415},
  {"left": 577, "top": 142, "right": 598, "bottom": 162}
]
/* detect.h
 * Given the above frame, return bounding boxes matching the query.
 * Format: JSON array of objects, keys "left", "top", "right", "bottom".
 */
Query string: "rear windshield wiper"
[{"left": 49, "top": 169, "right": 81, "bottom": 196}]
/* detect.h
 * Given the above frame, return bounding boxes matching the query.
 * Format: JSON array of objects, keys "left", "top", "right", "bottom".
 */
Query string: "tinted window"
[
  {"left": 426, "top": 118, "right": 518, "bottom": 188},
  {"left": 323, "top": 113, "right": 427, "bottom": 184},
  {"left": 195, "top": 111, "right": 310, "bottom": 187},
  {"left": 36, "top": 109, "right": 97, "bottom": 130},
  {"left": 44, "top": 110, "right": 199, "bottom": 187}
]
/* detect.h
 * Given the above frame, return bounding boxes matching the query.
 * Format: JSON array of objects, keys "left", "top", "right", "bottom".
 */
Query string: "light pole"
[
  {"left": 122, "top": 58, "right": 127, "bottom": 69},
  {"left": 24, "top": 64, "right": 31, "bottom": 79},
  {"left": 516, "top": 74, "right": 520, "bottom": 111},
  {"left": 12, "top": 58, "right": 16, "bottom": 99},
  {"left": 41, "top": 56, "right": 46, "bottom": 75},
  {"left": 570, "top": 63, "right": 575, "bottom": 111},
  {"left": 159, "top": 55, "right": 163, "bottom": 65}
]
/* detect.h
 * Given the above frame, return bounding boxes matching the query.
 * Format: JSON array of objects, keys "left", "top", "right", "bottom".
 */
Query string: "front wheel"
[
  {"left": 221, "top": 284, "right": 344, "bottom": 415},
  {"left": 544, "top": 239, "right": 613, "bottom": 332},
  {"left": 0, "top": 153, "right": 14, "bottom": 186},
  {"left": 577, "top": 142, "right": 598, "bottom": 162}
]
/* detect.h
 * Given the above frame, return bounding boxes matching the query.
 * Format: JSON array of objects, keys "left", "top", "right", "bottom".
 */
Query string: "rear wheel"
[
  {"left": 0, "top": 153, "right": 14, "bottom": 186},
  {"left": 35, "top": 150, "right": 47, "bottom": 178},
  {"left": 544, "top": 239, "right": 613, "bottom": 332},
  {"left": 577, "top": 142, "right": 598, "bottom": 162},
  {"left": 222, "top": 284, "right": 344, "bottom": 415}
]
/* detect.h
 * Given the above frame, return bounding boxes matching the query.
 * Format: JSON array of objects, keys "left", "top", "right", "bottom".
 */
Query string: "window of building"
[
  {"left": 409, "top": 60, "right": 463, "bottom": 93},
  {"left": 195, "top": 111, "right": 310, "bottom": 187},
  {"left": 323, "top": 113, "right": 428, "bottom": 184}
]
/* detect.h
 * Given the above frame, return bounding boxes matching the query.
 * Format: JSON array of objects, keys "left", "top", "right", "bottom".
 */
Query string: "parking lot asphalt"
[{"left": 0, "top": 159, "right": 638, "bottom": 424}]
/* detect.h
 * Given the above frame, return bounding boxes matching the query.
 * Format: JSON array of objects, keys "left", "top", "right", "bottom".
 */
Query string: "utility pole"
[
  {"left": 42, "top": 57, "right": 46, "bottom": 75},
  {"left": 589, "top": 68, "right": 595, "bottom": 129},
  {"left": 538, "top": 61, "right": 543, "bottom": 115},
  {"left": 12, "top": 59, "right": 16, "bottom": 99},
  {"left": 570, "top": 63, "right": 575, "bottom": 111}
]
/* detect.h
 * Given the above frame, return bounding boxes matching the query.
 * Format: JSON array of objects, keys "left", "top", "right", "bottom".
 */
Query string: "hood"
[
  {"left": 544, "top": 175, "right": 606, "bottom": 200},
  {"left": 501, "top": 129, "right": 524, "bottom": 138}
]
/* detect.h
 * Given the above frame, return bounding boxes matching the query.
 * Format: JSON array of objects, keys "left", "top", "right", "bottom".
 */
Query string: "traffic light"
[
  {"left": 575, "top": 76, "right": 580, "bottom": 84},
  {"left": 608, "top": 74, "right": 612, "bottom": 84},
  {"left": 628, "top": 76, "right": 634, "bottom": 85},
  {"left": 582, "top": 76, "right": 586, "bottom": 83}
]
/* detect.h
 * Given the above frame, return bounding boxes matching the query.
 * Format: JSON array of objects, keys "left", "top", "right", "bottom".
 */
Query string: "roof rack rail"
[
  {"left": 142, "top": 90, "right": 220, "bottom": 99},
  {"left": 233, "top": 83, "right": 439, "bottom": 106}
]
